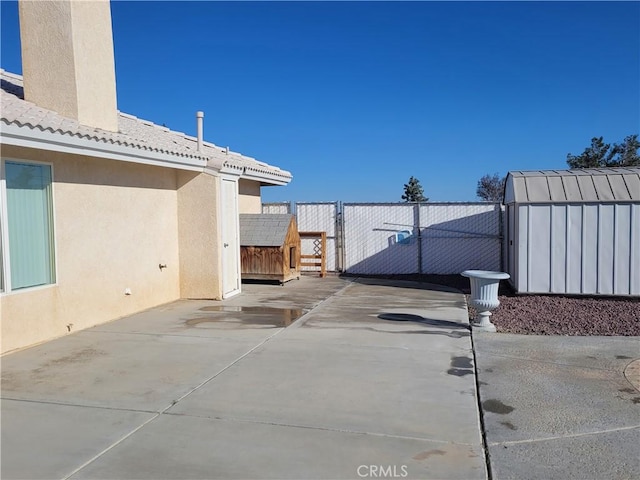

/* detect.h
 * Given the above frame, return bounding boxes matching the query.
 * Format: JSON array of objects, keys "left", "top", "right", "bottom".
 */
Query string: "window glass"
[
  {"left": 0, "top": 222, "right": 3, "bottom": 292},
  {"left": 5, "top": 162, "right": 55, "bottom": 289}
]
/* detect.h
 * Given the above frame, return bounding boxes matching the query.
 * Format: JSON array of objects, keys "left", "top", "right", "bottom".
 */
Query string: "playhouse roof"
[
  {"left": 504, "top": 167, "right": 640, "bottom": 204},
  {"left": 239, "top": 214, "right": 296, "bottom": 247}
]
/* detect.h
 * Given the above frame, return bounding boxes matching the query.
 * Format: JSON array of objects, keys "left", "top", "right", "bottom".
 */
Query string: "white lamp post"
[{"left": 462, "top": 270, "right": 510, "bottom": 332}]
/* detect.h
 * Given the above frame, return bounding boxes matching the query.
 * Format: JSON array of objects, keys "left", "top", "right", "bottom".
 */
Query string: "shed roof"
[
  {"left": 239, "top": 214, "right": 295, "bottom": 247},
  {"left": 504, "top": 167, "right": 640, "bottom": 204},
  {"left": 0, "top": 70, "right": 291, "bottom": 185}
]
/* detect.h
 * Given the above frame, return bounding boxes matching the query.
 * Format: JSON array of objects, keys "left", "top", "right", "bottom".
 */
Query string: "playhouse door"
[{"left": 221, "top": 178, "right": 240, "bottom": 298}]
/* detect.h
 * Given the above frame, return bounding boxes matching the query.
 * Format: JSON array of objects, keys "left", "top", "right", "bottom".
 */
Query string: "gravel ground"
[{"left": 346, "top": 274, "right": 640, "bottom": 336}]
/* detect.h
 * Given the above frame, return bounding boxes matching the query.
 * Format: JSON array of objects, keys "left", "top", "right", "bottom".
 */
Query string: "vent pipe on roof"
[{"left": 196, "top": 111, "right": 204, "bottom": 152}]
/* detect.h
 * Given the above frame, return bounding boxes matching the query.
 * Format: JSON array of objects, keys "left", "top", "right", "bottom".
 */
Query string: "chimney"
[{"left": 18, "top": 0, "right": 119, "bottom": 132}]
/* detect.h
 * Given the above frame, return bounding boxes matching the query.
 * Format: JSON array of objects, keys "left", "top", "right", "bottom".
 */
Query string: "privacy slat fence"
[
  {"left": 263, "top": 201, "right": 503, "bottom": 275},
  {"left": 343, "top": 202, "right": 502, "bottom": 274}
]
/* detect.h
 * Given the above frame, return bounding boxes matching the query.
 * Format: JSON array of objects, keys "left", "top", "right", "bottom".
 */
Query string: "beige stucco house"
[{"left": 0, "top": 0, "right": 291, "bottom": 354}]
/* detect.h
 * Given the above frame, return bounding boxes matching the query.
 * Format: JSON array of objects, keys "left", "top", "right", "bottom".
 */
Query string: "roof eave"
[
  {"left": 241, "top": 168, "right": 292, "bottom": 186},
  {"left": 0, "top": 122, "right": 207, "bottom": 172}
]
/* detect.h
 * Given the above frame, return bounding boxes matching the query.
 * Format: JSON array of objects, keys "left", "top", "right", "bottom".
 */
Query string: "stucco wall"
[
  {"left": 177, "top": 171, "right": 222, "bottom": 299},
  {"left": 238, "top": 179, "right": 262, "bottom": 214},
  {"left": 1, "top": 146, "right": 182, "bottom": 354}
]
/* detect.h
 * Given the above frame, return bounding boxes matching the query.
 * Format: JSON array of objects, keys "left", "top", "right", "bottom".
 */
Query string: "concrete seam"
[
  {"left": 285, "top": 277, "right": 357, "bottom": 330},
  {"left": 470, "top": 330, "right": 494, "bottom": 480},
  {"left": 61, "top": 412, "right": 161, "bottom": 480},
  {"left": 0, "top": 396, "right": 157, "bottom": 414},
  {"left": 478, "top": 351, "right": 631, "bottom": 373},
  {"left": 161, "top": 411, "right": 473, "bottom": 446},
  {"left": 157, "top": 329, "right": 285, "bottom": 411},
  {"left": 86, "top": 329, "right": 275, "bottom": 342},
  {"left": 488, "top": 424, "right": 640, "bottom": 447}
]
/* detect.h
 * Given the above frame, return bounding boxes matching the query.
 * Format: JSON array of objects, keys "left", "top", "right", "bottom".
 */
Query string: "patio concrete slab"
[
  {"left": 168, "top": 339, "right": 481, "bottom": 443},
  {"left": 474, "top": 332, "right": 640, "bottom": 480},
  {"left": 1, "top": 330, "right": 269, "bottom": 411},
  {"left": 1, "top": 276, "right": 486, "bottom": 479},
  {"left": 487, "top": 427, "right": 640, "bottom": 480},
  {"left": 1, "top": 399, "right": 155, "bottom": 480},
  {"left": 69, "top": 413, "right": 485, "bottom": 480}
]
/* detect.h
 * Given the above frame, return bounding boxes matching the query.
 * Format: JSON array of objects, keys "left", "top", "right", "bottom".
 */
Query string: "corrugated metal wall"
[{"left": 509, "top": 203, "right": 639, "bottom": 295}]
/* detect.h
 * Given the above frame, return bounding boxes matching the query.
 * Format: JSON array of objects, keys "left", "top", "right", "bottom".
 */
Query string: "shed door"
[{"left": 221, "top": 178, "right": 240, "bottom": 298}]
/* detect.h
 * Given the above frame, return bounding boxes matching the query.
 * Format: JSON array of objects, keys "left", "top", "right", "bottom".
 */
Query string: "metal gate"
[
  {"left": 296, "top": 202, "right": 339, "bottom": 272},
  {"left": 343, "top": 202, "right": 503, "bottom": 275}
]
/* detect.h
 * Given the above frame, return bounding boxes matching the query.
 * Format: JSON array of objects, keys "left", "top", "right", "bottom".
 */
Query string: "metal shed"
[
  {"left": 239, "top": 214, "right": 301, "bottom": 283},
  {"left": 504, "top": 167, "right": 640, "bottom": 296}
]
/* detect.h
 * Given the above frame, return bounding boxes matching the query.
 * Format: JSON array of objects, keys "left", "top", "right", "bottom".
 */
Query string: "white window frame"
[{"left": 0, "top": 158, "right": 58, "bottom": 295}]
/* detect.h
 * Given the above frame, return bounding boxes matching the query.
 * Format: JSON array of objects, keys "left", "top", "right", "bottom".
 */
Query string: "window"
[{"left": 1, "top": 160, "right": 56, "bottom": 291}]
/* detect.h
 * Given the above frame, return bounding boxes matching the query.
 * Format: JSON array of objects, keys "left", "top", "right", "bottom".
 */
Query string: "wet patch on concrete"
[
  {"left": 616, "top": 355, "right": 632, "bottom": 360},
  {"left": 44, "top": 348, "right": 106, "bottom": 367},
  {"left": 500, "top": 421, "right": 518, "bottom": 430},
  {"left": 448, "top": 356, "right": 474, "bottom": 377},
  {"left": 414, "top": 330, "right": 470, "bottom": 338},
  {"left": 186, "top": 306, "right": 305, "bottom": 328},
  {"left": 413, "top": 449, "right": 446, "bottom": 461},
  {"left": 482, "top": 399, "right": 515, "bottom": 414}
]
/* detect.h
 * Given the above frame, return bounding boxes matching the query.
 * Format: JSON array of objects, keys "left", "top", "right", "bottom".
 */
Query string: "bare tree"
[{"left": 476, "top": 173, "right": 505, "bottom": 202}]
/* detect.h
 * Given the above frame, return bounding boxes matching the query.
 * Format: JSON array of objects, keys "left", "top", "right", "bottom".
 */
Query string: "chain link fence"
[{"left": 262, "top": 201, "right": 503, "bottom": 275}]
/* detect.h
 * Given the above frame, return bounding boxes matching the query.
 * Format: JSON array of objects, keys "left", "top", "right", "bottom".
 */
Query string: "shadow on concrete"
[
  {"left": 378, "top": 313, "right": 470, "bottom": 331},
  {"left": 342, "top": 273, "right": 514, "bottom": 296},
  {"left": 341, "top": 274, "right": 464, "bottom": 294}
]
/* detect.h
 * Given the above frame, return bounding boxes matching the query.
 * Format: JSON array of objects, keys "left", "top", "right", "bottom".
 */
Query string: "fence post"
[{"left": 416, "top": 203, "right": 422, "bottom": 274}]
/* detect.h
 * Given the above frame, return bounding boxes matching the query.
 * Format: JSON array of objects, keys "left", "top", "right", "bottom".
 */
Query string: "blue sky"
[{"left": 1, "top": 1, "right": 639, "bottom": 202}]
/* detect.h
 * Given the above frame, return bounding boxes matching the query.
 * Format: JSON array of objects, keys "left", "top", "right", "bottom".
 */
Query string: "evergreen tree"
[
  {"left": 401, "top": 176, "right": 428, "bottom": 202},
  {"left": 567, "top": 135, "right": 639, "bottom": 168}
]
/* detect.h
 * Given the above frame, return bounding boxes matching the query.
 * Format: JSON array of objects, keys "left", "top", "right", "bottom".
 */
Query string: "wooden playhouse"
[{"left": 239, "top": 214, "right": 301, "bottom": 283}]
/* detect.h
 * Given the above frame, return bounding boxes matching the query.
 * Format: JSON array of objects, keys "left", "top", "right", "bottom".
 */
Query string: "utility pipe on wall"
[{"left": 196, "top": 111, "right": 204, "bottom": 152}]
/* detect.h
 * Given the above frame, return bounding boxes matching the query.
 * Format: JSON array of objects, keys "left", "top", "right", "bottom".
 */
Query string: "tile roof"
[
  {"left": 505, "top": 167, "right": 640, "bottom": 203},
  {"left": 0, "top": 69, "right": 291, "bottom": 183},
  {"left": 239, "top": 214, "right": 295, "bottom": 246}
]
